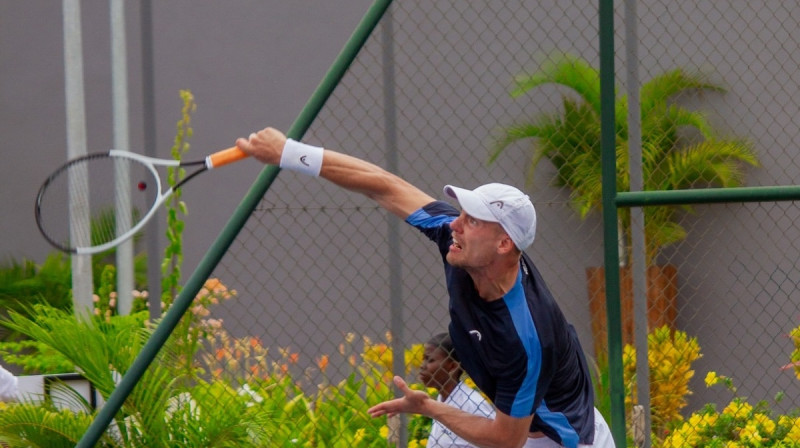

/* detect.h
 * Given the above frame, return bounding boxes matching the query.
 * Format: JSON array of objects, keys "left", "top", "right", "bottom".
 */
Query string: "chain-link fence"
[{"left": 188, "top": 1, "right": 800, "bottom": 447}]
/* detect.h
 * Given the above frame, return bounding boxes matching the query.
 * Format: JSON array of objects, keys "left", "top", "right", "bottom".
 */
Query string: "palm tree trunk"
[{"left": 586, "top": 264, "right": 678, "bottom": 357}]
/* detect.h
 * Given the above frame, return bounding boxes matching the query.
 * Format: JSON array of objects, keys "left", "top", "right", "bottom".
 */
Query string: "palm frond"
[
  {"left": 567, "top": 150, "right": 605, "bottom": 218},
  {"left": 666, "top": 139, "right": 759, "bottom": 189},
  {"left": 0, "top": 254, "right": 72, "bottom": 317},
  {"left": 646, "top": 219, "right": 687, "bottom": 260},
  {"left": 640, "top": 68, "right": 725, "bottom": 116},
  {"left": 641, "top": 106, "right": 709, "bottom": 149},
  {"left": 0, "top": 402, "right": 115, "bottom": 447},
  {"left": 512, "top": 53, "right": 602, "bottom": 114},
  {"left": 489, "top": 122, "right": 550, "bottom": 164}
]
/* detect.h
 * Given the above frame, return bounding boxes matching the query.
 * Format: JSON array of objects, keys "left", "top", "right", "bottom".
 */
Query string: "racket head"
[{"left": 35, "top": 152, "right": 161, "bottom": 254}]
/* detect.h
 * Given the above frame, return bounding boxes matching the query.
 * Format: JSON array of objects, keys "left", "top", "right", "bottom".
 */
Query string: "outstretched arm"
[
  {"left": 368, "top": 376, "right": 533, "bottom": 448},
  {"left": 236, "top": 127, "right": 435, "bottom": 219}
]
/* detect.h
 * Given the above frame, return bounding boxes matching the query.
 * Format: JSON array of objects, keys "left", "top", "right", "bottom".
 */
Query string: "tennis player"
[{"left": 236, "top": 128, "right": 615, "bottom": 448}]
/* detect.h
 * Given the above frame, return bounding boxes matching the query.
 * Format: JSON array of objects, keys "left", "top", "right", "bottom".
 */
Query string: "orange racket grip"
[{"left": 206, "top": 146, "right": 249, "bottom": 168}]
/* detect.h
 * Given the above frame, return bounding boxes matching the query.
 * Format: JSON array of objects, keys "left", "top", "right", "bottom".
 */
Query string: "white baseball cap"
[{"left": 443, "top": 183, "right": 537, "bottom": 250}]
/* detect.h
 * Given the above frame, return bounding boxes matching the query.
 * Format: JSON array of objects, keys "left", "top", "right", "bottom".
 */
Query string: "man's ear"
[{"left": 497, "top": 233, "right": 516, "bottom": 255}]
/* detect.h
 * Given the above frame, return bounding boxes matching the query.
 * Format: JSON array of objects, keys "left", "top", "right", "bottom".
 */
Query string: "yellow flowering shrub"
[
  {"left": 624, "top": 330, "right": 800, "bottom": 447},
  {"left": 623, "top": 325, "right": 702, "bottom": 440},
  {"left": 783, "top": 325, "right": 800, "bottom": 381},
  {"left": 361, "top": 332, "right": 425, "bottom": 378},
  {"left": 660, "top": 373, "right": 800, "bottom": 447}
]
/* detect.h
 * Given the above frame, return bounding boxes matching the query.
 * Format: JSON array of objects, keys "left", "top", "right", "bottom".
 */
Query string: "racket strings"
[{"left": 36, "top": 154, "right": 158, "bottom": 253}]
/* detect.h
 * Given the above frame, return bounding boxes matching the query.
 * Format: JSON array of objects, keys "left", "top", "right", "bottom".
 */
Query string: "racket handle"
[{"left": 206, "top": 146, "right": 249, "bottom": 169}]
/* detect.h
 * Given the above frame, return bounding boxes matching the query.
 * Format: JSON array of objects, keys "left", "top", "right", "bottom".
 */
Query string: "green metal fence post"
[{"left": 599, "top": 0, "right": 627, "bottom": 445}]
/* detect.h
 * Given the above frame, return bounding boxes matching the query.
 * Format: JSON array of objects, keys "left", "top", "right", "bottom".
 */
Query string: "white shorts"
[{"left": 522, "top": 408, "right": 616, "bottom": 448}]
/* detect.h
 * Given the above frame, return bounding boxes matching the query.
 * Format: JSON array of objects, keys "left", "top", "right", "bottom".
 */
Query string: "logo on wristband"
[{"left": 281, "top": 139, "right": 323, "bottom": 177}]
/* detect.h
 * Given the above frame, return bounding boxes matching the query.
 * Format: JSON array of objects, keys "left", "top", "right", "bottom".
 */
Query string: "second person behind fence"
[{"left": 420, "top": 332, "right": 495, "bottom": 448}]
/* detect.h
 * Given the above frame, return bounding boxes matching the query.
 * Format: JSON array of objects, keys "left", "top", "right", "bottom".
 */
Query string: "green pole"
[
  {"left": 76, "top": 1, "right": 394, "bottom": 446},
  {"left": 617, "top": 185, "right": 800, "bottom": 207},
  {"left": 599, "top": 0, "right": 627, "bottom": 445}
]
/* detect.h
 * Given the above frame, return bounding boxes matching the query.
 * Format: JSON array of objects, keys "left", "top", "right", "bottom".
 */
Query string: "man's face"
[
  {"left": 418, "top": 343, "right": 456, "bottom": 391},
  {"left": 445, "top": 210, "right": 506, "bottom": 269}
]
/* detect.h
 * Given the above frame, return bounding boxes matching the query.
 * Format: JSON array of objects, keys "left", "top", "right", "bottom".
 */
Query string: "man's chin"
[{"left": 445, "top": 252, "right": 459, "bottom": 266}]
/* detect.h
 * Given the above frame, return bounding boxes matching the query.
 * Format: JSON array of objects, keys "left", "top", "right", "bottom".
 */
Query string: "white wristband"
[{"left": 279, "top": 139, "right": 324, "bottom": 177}]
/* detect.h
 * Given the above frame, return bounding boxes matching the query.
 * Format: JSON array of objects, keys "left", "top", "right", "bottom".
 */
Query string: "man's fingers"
[
  {"left": 367, "top": 377, "right": 417, "bottom": 419},
  {"left": 367, "top": 406, "right": 384, "bottom": 417},
  {"left": 368, "top": 409, "right": 397, "bottom": 418},
  {"left": 235, "top": 137, "right": 250, "bottom": 151},
  {"left": 368, "top": 400, "right": 399, "bottom": 418}
]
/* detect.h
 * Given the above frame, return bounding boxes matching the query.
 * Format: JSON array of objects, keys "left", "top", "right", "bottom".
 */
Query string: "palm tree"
[{"left": 490, "top": 52, "right": 759, "bottom": 265}]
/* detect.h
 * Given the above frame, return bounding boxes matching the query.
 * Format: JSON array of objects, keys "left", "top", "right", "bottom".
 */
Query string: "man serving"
[{"left": 236, "top": 128, "right": 614, "bottom": 448}]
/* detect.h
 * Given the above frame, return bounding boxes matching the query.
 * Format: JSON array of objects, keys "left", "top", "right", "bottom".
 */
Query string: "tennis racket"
[{"left": 35, "top": 147, "right": 248, "bottom": 255}]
